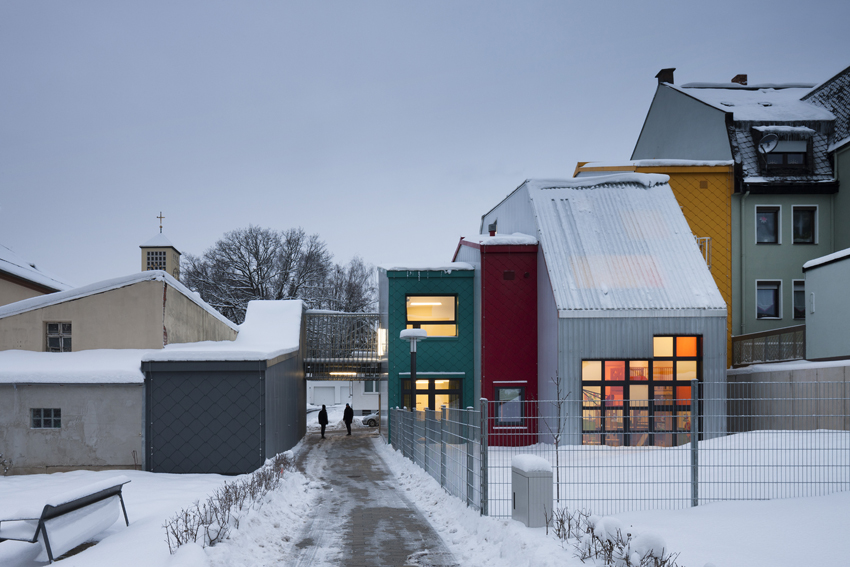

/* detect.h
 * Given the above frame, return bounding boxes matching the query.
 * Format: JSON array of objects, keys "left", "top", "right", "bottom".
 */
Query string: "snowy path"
[{"left": 290, "top": 430, "right": 457, "bottom": 567}]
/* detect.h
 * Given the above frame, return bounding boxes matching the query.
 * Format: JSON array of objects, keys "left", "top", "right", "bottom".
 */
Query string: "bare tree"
[
  {"left": 183, "top": 226, "right": 375, "bottom": 323},
  {"left": 544, "top": 373, "right": 570, "bottom": 503}
]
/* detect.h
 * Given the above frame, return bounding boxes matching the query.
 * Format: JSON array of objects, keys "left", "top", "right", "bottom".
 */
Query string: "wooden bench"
[{"left": 0, "top": 476, "right": 131, "bottom": 564}]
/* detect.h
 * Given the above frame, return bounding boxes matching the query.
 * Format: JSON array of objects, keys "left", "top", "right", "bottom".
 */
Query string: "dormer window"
[
  {"left": 753, "top": 127, "right": 814, "bottom": 175},
  {"left": 764, "top": 140, "right": 807, "bottom": 169}
]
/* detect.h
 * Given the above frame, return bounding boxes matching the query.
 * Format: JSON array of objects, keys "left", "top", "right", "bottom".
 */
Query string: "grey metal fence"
[
  {"left": 389, "top": 405, "right": 487, "bottom": 514},
  {"left": 304, "top": 311, "right": 382, "bottom": 380},
  {"left": 732, "top": 325, "right": 806, "bottom": 367},
  {"left": 484, "top": 381, "right": 850, "bottom": 518}
]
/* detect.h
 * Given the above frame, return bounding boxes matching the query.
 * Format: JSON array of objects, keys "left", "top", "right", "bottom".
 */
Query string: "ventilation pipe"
[{"left": 656, "top": 68, "right": 675, "bottom": 85}]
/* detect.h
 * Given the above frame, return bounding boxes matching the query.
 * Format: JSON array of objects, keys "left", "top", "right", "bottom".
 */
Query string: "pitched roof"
[
  {"left": 0, "top": 270, "right": 238, "bottom": 331},
  {"left": 519, "top": 175, "right": 726, "bottom": 315},
  {"left": 803, "top": 64, "right": 850, "bottom": 150},
  {"left": 140, "top": 232, "right": 180, "bottom": 252},
  {"left": 0, "top": 244, "right": 72, "bottom": 292},
  {"left": 671, "top": 84, "right": 833, "bottom": 121}
]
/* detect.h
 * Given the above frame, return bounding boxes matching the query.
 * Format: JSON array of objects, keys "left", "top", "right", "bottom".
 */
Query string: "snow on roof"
[
  {"left": 521, "top": 176, "right": 726, "bottom": 314},
  {"left": 0, "top": 270, "right": 237, "bottom": 331},
  {"left": 462, "top": 233, "right": 538, "bottom": 246},
  {"left": 143, "top": 300, "right": 304, "bottom": 362},
  {"left": 578, "top": 159, "right": 734, "bottom": 169},
  {"left": 802, "top": 247, "right": 850, "bottom": 271},
  {"left": 0, "top": 349, "right": 146, "bottom": 384},
  {"left": 829, "top": 136, "right": 850, "bottom": 153},
  {"left": 670, "top": 84, "right": 834, "bottom": 122},
  {"left": 752, "top": 125, "right": 816, "bottom": 136},
  {"left": 379, "top": 262, "right": 474, "bottom": 272},
  {"left": 0, "top": 244, "right": 72, "bottom": 292},
  {"left": 727, "top": 358, "right": 850, "bottom": 375},
  {"left": 680, "top": 82, "right": 816, "bottom": 90},
  {"left": 140, "top": 233, "right": 180, "bottom": 252}
]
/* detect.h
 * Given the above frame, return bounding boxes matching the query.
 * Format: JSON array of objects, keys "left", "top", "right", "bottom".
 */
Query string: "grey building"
[
  {"left": 632, "top": 68, "right": 849, "bottom": 340},
  {"left": 803, "top": 249, "right": 850, "bottom": 361},
  {"left": 478, "top": 174, "right": 727, "bottom": 446}
]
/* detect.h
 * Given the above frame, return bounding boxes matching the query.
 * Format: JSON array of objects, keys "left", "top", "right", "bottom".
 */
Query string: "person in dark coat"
[
  {"left": 343, "top": 403, "right": 354, "bottom": 436},
  {"left": 318, "top": 405, "right": 329, "bottom": 438}
]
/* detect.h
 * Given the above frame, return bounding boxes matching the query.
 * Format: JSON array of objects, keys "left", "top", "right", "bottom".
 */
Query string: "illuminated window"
[
  {"left": 582, "top": 336, "right": 701, "bottom": 447},
  {"left": 406, "top": 295, "right": 457, "bottom": 337},
  {"left": 401, "top": 377, "right": 462, "bottom": 411}
]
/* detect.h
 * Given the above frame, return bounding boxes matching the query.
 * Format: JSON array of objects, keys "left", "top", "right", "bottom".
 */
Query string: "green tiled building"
[{"left": 379, "top": 265, "right": 475, "bottom": 418}]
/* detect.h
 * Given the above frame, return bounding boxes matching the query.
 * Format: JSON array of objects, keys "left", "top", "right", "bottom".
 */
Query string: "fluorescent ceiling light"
[{"left": 410, "top": 302, "right": 442, "bottom": 306}]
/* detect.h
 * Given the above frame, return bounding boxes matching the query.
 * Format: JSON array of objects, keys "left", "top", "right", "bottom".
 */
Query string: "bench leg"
[
  {"left": 118, "top": 492, "right": 130, "bottom": 526},
  {"left": 39, "top": 522, "right": 55, "bottom": 564}
]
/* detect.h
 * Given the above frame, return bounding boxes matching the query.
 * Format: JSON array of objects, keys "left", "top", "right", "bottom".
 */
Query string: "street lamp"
[{"left": 400, "top": 329, "right": 427, "bottom": 409}]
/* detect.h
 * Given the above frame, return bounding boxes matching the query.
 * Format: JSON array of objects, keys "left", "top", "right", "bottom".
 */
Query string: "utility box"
[{"left": 511, "top": 454, "right": 553, "bottom": 528}]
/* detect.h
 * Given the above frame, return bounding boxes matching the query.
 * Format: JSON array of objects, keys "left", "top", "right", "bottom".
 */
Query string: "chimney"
[
  {"left": 655, "top": 68, "right": 675, "bottom": 85},
  {"left": 731, "top": 74, "right": 747, "bottom": 86},
  {"left": 488, "top": 222, "right": 497, "bottom": 237}
]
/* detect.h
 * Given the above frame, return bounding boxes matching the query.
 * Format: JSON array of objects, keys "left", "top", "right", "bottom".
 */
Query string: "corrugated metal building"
[{"left": 479, "top": 174, "right": 728, "bottom": 446}]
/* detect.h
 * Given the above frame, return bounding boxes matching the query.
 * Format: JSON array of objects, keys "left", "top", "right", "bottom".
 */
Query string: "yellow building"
[{"left": 574, "top": 161, "right": 734, "bottom": 366}]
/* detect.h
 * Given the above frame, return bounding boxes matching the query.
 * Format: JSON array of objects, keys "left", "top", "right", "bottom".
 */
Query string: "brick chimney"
[
  {"left": 656, "top": 68, "right": 675, "bottom": 85},
  {"left": 731, "top": 74, "right": 748, "bottom": 86}
]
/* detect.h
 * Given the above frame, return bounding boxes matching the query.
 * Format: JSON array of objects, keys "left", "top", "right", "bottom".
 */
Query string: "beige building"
[
  {"left": 0, "top": 270, "right": 237, "bottom": 352},
  {"left": 140, "top": 233, "right": 181, "bottom": 280},
  {"left": 0, "top": 243, "right": 71, "bottom": 308}
]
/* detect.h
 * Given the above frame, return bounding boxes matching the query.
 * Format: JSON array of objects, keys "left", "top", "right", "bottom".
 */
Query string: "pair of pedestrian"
[{"left": 317, "top": 403, "right": 355, "bottom": 438}]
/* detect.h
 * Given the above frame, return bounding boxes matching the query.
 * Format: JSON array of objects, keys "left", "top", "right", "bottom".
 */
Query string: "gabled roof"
[
  {"left": 0, "top": 244, "right": 72, "bottom": 292},
  {"left": 0, "top": 270, "right": 238, "bottom": 331},
  {"left": 670, "top": 84, "right": 833, "bottom": 122},
  {"left": 517, "top": 175, "right": 725, "bottom": 315}
]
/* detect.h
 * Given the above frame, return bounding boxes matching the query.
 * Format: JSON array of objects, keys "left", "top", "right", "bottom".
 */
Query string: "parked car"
[{"left": 361, "top": 410, "right": 379, "bottom": 427}]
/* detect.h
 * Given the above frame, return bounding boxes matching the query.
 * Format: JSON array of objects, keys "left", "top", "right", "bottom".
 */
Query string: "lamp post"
[{"left": 400, "top": 329, "right": 427, "bottom": 410}]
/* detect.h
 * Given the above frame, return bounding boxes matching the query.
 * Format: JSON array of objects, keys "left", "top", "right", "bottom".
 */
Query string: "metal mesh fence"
[
  {"left": 732, "top": 325, "right": 806, "bottom": 366},
  {"left": 389, "top": 405, "right": 486, "bottom": 513},
  {"left": 484, "top": 381, "right": 850, "bottom": 518},
  {"left": 304, "top": 311, "right": 382, "bottom": 379}
]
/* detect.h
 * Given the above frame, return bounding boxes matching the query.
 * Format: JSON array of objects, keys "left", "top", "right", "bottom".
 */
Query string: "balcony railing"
[{"left": 732, "top": 325, "right": 806, "bottom": 367}]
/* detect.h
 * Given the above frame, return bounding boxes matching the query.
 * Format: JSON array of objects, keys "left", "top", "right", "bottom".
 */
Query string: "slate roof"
[
  {"left": 803, "top": 65, "right": 850, "bottom": 150},
  {"left": 517, "top": 175, "right": 725, "bottom": 315}
]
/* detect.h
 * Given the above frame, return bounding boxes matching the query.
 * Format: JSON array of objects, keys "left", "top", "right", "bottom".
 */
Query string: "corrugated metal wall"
[
  {"left": 264, "top": 351, "right": 306, "bottom": 459},
  {"left": 480, "top": 184, "right": 537, "bottom": 236},
  {"left": 553, "top": 314, "right": 728, "bottom": 443}
]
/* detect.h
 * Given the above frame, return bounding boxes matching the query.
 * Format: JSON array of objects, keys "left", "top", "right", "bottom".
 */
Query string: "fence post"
[
  {"left": 441, "top": 405, "right": 447, "bottom": 489},
  {"left": 480, "top": 398, "right": 488, "bottom": 516},
  {"left": 465, "top": 407, "right": 473, "bottom": 508},
  {"left": 690, "top": 382, "right": 699, "bottom": 507}
]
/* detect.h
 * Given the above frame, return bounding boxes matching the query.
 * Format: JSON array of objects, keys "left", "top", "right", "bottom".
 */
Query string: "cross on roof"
[{"left": 157, "top": 212, "right": 165, "bottom": 233}]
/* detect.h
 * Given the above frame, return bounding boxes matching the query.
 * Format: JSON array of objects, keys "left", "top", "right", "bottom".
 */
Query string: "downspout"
[
  {"left": 162, "top": 282, "right": 168, "bottom": 347},
  {"left": 740, "top": 191, "right": 750, "bottom": 335}
]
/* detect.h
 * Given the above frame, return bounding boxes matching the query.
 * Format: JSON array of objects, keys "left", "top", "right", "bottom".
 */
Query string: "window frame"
[
  {"left": 756, "top": 280, "right": 782, "bottom": 320},
  {"left": 793, "top": 280, "right": 806, "bottom": 320},
  {"left": 401, "top": 376, "right": 463, "bottom": 411},
  {"left": 146, "top": 250, "right": 167, "bottom": 271},
  {"left": 792, "top": 205, "right": 818, "bottom": 245},
  {"left": 755, "top": 205, "right": 781, "bottom": 245},
  {"left": 581, "top": 336, "right": 702, "bottom": 448},
  {"left": 363, "top": 380, "right": 379, "bottom": 394},
  {"left": 405, "top": 294, "right": 458, "bottom": 338},
  {"left": 31, "top": 408, "right": 61, "bottom": 429},
  {"left": 494, "top": 386, "right": 525, "bottom": 426},
  {"left": 45, "top": 322, "right": 72, "bottom": 352}
]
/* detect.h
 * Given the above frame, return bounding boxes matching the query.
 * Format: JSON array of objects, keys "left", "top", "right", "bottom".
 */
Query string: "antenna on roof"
[{"left": 157, "top": 212, "right": 165, "bottom": 233}]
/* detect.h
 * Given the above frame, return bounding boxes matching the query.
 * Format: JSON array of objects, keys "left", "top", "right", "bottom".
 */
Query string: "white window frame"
[
  {"left": 792, "top": 280, "right": 806, "bottom": 320},
  {"left": 756, "top": 280, "right": 782, "bottom": 320},
  {"left": 363, "top": 380, "right": 379, "bottom": 395},
  {"left": 755, "top": 205, "right": 782, "bottom": 245},
  {"left": 792, "top": 205, "right": 818, "bottom": 245}
]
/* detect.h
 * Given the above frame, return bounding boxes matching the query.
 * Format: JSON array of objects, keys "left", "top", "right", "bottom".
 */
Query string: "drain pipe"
[{"left": 740, "top": 190, "right": 750, "bottom": 335}]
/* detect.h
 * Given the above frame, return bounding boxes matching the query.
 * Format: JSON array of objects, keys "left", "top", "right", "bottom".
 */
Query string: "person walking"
[
  {"left": 318, "top": 405, "right": 328, "bottom": 439},
  {"left": 343, "top": 403, "right": 354, "bottom": 436}
]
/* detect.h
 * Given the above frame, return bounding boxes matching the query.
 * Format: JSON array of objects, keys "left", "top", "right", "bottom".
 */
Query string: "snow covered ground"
[{"left": 1, "top": 433, "right": 848, "bottom": 567}]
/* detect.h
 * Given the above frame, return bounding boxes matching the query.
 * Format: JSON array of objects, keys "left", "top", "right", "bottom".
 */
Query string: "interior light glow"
[
  {"left": 410, "top": 302, "right": 442, "bottom": 306},
  {"left": 329, "top": 372, "right": 358, "bottom": 377}
]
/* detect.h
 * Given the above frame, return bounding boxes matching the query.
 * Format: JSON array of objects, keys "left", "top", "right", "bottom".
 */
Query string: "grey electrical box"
[{"left": 511, "top": 455, "right": 553, "bottom": 528}]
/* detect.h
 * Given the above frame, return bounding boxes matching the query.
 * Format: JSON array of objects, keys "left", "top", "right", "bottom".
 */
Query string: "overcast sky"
[{"left": 2, "top": 1, "right": 849, "bottom": 287}]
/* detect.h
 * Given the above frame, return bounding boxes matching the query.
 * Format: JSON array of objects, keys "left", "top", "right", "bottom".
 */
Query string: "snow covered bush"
[
  {"left": 0, "top": 452, "right": 10, "bottom": 475},
  {"left": 547, "top": 507, "right": 682, "bottom": 567},
  {"left": 163, "top": 451, "right": 295, "bottom": 554}
]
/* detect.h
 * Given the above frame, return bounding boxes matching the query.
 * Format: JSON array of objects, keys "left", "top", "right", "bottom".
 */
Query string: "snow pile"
[
  {"left": 526, "top": 173, "right": 670, "bottom": 189},
  {"left": 0, "top": 349, "right": 147, "bottom": 384},
  {"left": 144, "top": 300, "right": 303, "bottom": 362},
  {"left": 753, "top": 125, "right": 816, "bottom": 137},
  {"left": 671, "top": 84, "right": 834, "bottom": 121},
  {"left": 400, "top": 328, "right": 427, "bottom": 340}
]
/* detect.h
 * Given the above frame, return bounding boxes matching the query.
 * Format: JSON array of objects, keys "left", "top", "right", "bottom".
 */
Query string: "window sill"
[
  {"left": 755, "top": 242, "right": 781, "bottom": 245},
  {"left": 756, "top": 316, "right": 782, "bottom": 320},
  {"left": 792, "top": 242, "right": 817, "bottom": 245}
]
